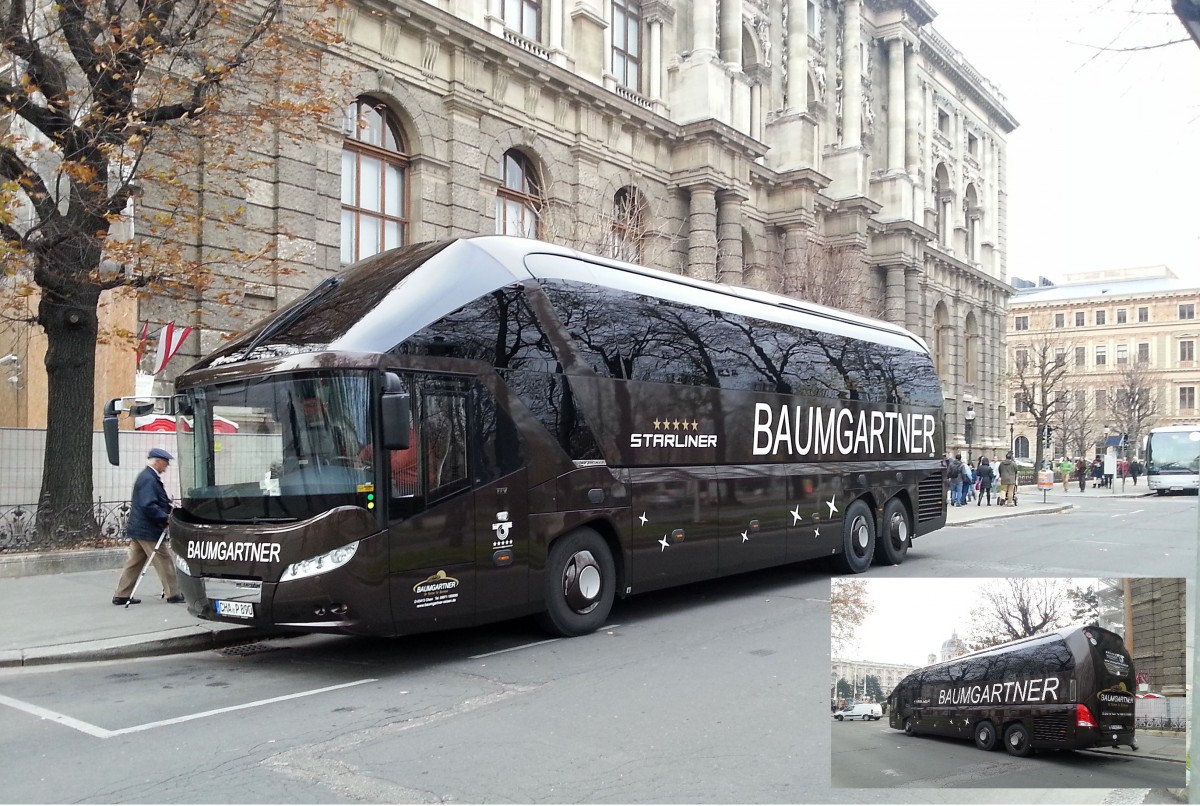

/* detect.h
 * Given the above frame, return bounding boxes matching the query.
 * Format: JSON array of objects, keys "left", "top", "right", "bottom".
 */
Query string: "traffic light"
[{"left": 1043, "top": 425, "right": 1053, "bottom": 447}]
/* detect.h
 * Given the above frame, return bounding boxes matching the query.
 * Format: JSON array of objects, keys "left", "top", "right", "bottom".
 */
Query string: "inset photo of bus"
[{"left": 830, "top": 577, "right": 1186, "bottom": 790}]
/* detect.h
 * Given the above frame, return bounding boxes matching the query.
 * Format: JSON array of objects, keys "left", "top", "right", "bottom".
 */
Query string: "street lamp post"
[
  {"left": 965, "top": 405, "right": 976, "bottom": 464},
  {"left": 1007, "top": 412, "right": 1015, "bottom": 457}
]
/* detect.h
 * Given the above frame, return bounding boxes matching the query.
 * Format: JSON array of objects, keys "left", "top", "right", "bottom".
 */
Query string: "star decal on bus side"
[
  {"left": 638, "top": 512, "right": 649, "bottom": 526},
  {"left": 813, "top": 527, "right": 821, "bottom": 539},
  {"left": 741, "top": 530, "right": 749, "bottom": 542},
  {"left": 826, "top": 497, "right": 839, "bottom": 518},
  {"left": 659, "top": 534, "right": 671, "bottom": 552},
  {"left": 790, "top": 505, "right": 803, "bottom": 524}
]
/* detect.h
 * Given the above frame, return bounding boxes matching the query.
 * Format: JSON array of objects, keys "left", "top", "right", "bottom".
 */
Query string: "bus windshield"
[
  {"left": 1146, "top": 431, "right": 1200, "bottom": 474},
  {"left": 177, "top": 372, "right": 376, "bottom": 522}
]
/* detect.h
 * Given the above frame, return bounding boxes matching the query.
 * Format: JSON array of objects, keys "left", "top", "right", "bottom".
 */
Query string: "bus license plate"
[{"left": 216, "top": 600, "right": 254, "bottom": 619}]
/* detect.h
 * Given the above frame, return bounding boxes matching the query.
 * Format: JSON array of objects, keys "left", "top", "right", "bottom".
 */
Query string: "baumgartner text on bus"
[{"left": 103, "top": 237, "right": 947, "bottom": 638}]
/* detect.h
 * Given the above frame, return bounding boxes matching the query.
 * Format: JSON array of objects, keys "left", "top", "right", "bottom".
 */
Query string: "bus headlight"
[{"left": 280, "top": 541, "right": 360, "bottom": 582}]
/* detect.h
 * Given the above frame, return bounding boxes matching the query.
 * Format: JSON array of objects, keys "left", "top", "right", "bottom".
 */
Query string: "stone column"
[
  {"left": 781, "top": 223, "right": 807, "bottom": 294},
  {"left": 905, "top": 267, "right": 921, "bottom": 334},
  {"left": 887, "top": 38, "right": 905, "bottom": 172},
  {"left": 649, "top": 20, "right": 663, "bottom": 99},
  {"left": 904, "top": 43, "right": 920, "bottom": 174},
  {"left": 688, "top": 185, "right": 718, "bottom": 281},
  {"left": 842, "top": 0, "right": 862, "bottom": 147},
  {"left": 750, "top": 81, "right": 762, "bottom": 140},
  {"left": 720, "top": 0, "right": 743, "bottom": 66},
  {"left": 716, "top": 191, "right": 744, "bottom": 286},
  {"left": 694, "top": 0, "right": 717, "bottom": 55},
  {"left": 885, "top": 264, "right": 905, "bottom": 327},
  {"left": 787, "top": 0, "right": 809, "bottom": 110}
]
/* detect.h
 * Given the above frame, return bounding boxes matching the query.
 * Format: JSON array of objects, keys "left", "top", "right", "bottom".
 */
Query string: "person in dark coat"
[
  {"left": 111, "top": 448, "right": 182, "bottom": 605},
  {"left": 974, "top": 457, "right": 996, "bottom": 506}
]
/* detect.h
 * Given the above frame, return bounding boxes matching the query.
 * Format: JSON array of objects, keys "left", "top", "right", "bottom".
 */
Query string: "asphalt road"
[
  {"left": 0, "top": 491, "right": 1191, "bottom": 804},
  {"left": 830, "top": 719, "right": 1184, "bottom": 790}
]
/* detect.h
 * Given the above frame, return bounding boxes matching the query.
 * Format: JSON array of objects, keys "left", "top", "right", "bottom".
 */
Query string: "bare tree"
[
  {"left": 0, "top": 0, "right": 341, "bottom": 537},
  {"left": 761, "top": 239, "right": 885, "bottom": 319},
  {"left": 966, "top": 578, "right": 1077, "bottom": 650},
  {"left": 1105, "top": 362, "right": 1160, "bottom": 459},
  {"left": 1054, "top": 381, "right": 1100, "bottom": 460},
  {"left": 831, "top": 578, "right": 874, "bottom": 654},
  {"left": 535, "top": 181, "right": 680, "bottom": 269},
  {"left": 1009, "top": 334, "right": 1075, "bottom": 469}
]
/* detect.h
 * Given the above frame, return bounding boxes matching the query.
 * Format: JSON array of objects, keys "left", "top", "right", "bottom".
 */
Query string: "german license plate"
[{"left": 216, "top": 600, "right": 254, "bottom": 619}]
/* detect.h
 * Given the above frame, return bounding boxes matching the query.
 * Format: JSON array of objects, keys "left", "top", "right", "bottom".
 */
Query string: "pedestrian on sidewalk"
[
  {"left": 947, "top": 453, "right": 964, "bottom": 506},
  {"left": 998, "top": 452, "right": 1018, "bottom": 506},
  {"left": 975, "top": 457, "right": 995, "bottom": 506},
  {"left": 111, "top": 447, "right": 183, "bottom": 606},
  {"left": 1075, "top": 457, "right": 1088, "bottom": 492},
  {"left": 960, "top": 460, "right": 975, "bottom": 505},
  {"left": 1131, "top": 458, "right": 1142, "bottom": 485},
  {"left": 1091, "top": 457, "right": 1103, "bottom": 488},
  {"left": 1059, "top": 457, "right": 1074, "bottom": 492}
]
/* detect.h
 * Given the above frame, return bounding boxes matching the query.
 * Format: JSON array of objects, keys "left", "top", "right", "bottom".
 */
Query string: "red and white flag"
[{"left": 152, "top": 321, "right": 194, "bottom": 374}]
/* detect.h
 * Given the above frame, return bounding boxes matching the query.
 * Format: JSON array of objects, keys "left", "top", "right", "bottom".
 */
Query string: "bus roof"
[
  {"left": 192, "top": 237, "right": 930, "bottom": 373},
  {"left": 900, "top": 624, "right": 1118, "bottom": 676}
]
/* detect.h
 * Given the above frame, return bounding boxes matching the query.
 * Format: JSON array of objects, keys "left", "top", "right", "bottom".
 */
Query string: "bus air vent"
[
  {"left": 1031, "top": 713, "right": 1071, "bottom": 742},
  {"left": 916, "top": 472, "right": 944, "bottom": 522}
]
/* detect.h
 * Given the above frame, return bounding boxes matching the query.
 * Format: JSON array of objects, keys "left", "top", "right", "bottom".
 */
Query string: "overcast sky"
[
  {"left": 926, "top": 0, "right": 1200, "bottom": 283},
  {"left": 843, "top": 577, "right": 1098, "bottom": 668}
]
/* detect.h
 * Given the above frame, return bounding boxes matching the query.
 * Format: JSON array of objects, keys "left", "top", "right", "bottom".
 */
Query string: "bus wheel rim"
[
  {"left": 853, "top": 517, "right": 870, "bottom": 554},
  {"left": 891, "top": 514, "right": 909, "bottom": 544},
  {"left": 563, "top": 551, "right": 601, "bottom": 613}
]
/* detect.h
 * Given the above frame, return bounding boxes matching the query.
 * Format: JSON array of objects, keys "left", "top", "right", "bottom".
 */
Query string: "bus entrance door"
[{"left": 473, "top": 469, "right": 530, "bottom": 621}]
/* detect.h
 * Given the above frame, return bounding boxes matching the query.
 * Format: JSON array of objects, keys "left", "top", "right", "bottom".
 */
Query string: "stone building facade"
[
  {"left": 1125, "top": 577, "right": 1186, "bottom": 697},
  {"left": 1006, "top": 267, "right": 1200, "bottom": 459},
  {"left": 831, "top": 657, "right": 915, "bottom": 700},
  {"left": 0, "top": 0, "right": 1018, "bottom": 445}
]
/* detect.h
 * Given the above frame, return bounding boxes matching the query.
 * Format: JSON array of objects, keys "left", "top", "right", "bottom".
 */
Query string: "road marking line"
[
  {"left": 0, "top": 679, "right": 376, "bottom": 739},
  {"left": 468, "top": 623, "right": 621, "bottom": 659}
]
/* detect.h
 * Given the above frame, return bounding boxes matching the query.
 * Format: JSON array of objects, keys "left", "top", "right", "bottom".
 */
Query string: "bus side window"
[{"left": 424, "top": 391, "right": 469, "bottom": 499}]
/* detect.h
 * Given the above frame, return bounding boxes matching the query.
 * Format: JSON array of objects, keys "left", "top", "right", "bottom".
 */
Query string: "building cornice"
[{"left": 919, "top": 27, "right": 1019, "bottom": 132}]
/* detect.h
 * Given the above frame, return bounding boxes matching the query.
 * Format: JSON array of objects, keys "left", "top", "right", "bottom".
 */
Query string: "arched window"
[
  {"left": 1015, "top": 435, "right": 1030, "bottom": 459},
  {"left": 341, "top": 97, "right": 409, "bottom": 263},
  {"left": 933, "top": 302, "right": 950, "bottom": 380},
  {"left": 608, "top": 186, "right": 645, "bottom": 262},
  {"left": 964, "top": 183, "right": 981, "bottom": 263},
  {"left": 964, "top": 311, "right": 979, "bottom": 386},
  {"left": 496, "top": 150, "right": 541, "bottom": 238}
]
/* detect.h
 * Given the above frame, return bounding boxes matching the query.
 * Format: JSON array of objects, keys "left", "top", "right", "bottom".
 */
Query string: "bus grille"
[
  {"left": 917, "top": 472, "right": 945, "bottom": 522},
  {"left": 1032, "top": 714, "right": 1070, "bottom": 743}
]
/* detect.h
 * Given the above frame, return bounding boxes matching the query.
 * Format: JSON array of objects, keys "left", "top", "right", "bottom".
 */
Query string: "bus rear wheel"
[
  {"left": 537, "top": 528, "right": 615, "bottom": 637},
  {"left": 1002, "top": 723, "right": 1032, "bottom": 757},
  {"left": 973, "top": 720, "right": 998, "bottom": 751},
  {"left": 832, "top": 500, "right": 875, "bottom": 574},
  {"left": 874, "top": 498, "right": 910, "bottom": 566}
]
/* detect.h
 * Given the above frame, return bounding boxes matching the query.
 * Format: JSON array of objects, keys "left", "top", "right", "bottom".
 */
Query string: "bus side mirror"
[
  {"left": 103, "top": 399, "right": 122, "bottom": 466},
  {"left": 381, "top": 373, "right": 411, "bottom": 451}
]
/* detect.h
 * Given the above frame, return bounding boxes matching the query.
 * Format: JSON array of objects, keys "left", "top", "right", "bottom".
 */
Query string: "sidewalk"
[
  {"left": 945, "top": 480, "right": 1151, "bottom": 526},
  {"left": 0, "top": 480, "right": 1155, "bottom": 669}
]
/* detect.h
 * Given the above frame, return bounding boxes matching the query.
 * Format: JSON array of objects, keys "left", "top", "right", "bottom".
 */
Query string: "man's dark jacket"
[{"left": 127, "top": 465, "right": 171, "bottom": 540}]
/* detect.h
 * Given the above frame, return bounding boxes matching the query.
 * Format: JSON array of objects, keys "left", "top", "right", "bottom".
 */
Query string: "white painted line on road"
[
  {"left": 468, "top": 623, "right": 621, "bottom": 659},
  {"left": 0, "top": 679, "right": 376, "bottom": 739},
  {"left": 470, "top": 639, "right": 561, "bottom": 658}
]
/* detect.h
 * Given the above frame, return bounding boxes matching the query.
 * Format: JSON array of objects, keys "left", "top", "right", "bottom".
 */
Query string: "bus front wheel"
[
  {"left": 1003, "top": 723, "right": 1032, "bottom": 757},
  {"left": 973, "top": 720, "right": 998, "bottom": 751},
  {"left": 538, "top": 528, "right": 615, "bottom": 637},
  {"left": 833, "top": 500, "right": 875, "bottom": 574},
  {"left": 874, "top": 498, "right": 910, "bottom": 566},
  {"left": 903, "top": 718, "right": 916, "bottom": 736}
]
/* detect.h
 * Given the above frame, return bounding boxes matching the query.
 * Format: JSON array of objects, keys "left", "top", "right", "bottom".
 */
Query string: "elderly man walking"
[
  {"left": 997, "top": 452, "right": 1019, "bottom": 507},
  {"left": 111, "top": 447, "right": 183, "bottom": 605}
]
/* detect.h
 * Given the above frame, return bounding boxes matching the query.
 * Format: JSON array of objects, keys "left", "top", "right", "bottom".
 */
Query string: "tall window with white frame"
[
  {"left": 341, "top": 97, "right": 409, "bottom": 264},
  {"left": 496, "top": 150, "right": 541, "bottom": 238},
  {"left": 611, "top": 0, "right": 642, "bottom": 91},
  {"left": 502, "top": 0, "right": 540, "bottom": 40}
]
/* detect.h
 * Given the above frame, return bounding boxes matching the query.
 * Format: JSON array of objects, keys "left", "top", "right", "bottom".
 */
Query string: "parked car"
[{"left": 834, "top": 702, "right": 883, "bottom": 721}]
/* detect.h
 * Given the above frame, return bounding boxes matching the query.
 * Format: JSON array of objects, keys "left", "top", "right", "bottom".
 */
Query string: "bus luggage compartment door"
[{"left": 629, "top": 466, "right": 718, "bottom": 592}]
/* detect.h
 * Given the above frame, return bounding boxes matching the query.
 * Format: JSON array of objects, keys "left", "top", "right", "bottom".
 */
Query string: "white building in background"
[{"left": 832, "top": 657, "right": 916, "bottom": 700}]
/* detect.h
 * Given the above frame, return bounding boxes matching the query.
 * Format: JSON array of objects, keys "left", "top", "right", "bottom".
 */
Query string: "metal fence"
[{"left": 0, "top": 427, "right": 180, "bottom": 553}]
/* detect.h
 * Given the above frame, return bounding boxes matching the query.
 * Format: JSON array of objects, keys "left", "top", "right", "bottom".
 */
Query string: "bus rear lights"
[
  {"left": 280, "top": 541, "right": 360, "bottom": 582},
  {"left": 172, "top": 551, "right": 192, "bottom": 576},
  {"left": 1075, "top": 704, "right": 1097, "bottom": 729}
]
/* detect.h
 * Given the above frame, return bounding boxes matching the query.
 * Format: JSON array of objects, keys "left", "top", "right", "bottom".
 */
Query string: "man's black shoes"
[
  {"left": 165, "top": 595, "right": 185, "bottom": 604},
  {"left": 112, "top": 597, "right": 141, "bottom": 605}
]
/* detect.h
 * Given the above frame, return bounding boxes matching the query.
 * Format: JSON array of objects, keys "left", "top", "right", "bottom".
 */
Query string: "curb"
[
  {"left": 0, "top": 625, "right": 283, "bottom": 668},
  {"left": 947, "top": 503, "right": 1074, "bottom": 526},
  {"left": 0, "top": 547, "right": 126, "bottom": 579}
]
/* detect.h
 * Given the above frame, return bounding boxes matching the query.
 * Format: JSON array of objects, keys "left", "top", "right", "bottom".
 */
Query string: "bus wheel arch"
[
  {"left": 537, "top": 526, "right": 617, "bottom": 637},
  {"left": 874, "top": 496, "right": 911, "bottom": 566},
  {"left": 832, "top": 499, "right": 875, "bottom": 574},
  {"left": 973, "top": 719, "right": 998, "bottom": 751},
  {"left": 1002, "top": 722, "right": 1033, "bottom": 757}
]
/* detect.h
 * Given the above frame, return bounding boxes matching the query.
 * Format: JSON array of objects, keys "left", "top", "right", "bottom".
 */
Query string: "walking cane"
[{"left": 125, "top": 527, "right": 169, "bottom": 609}]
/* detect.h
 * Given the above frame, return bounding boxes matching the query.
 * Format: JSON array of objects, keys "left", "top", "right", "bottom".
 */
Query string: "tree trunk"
[{"left": 36, "top": 282, "right": 102, "bottom": 544}]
